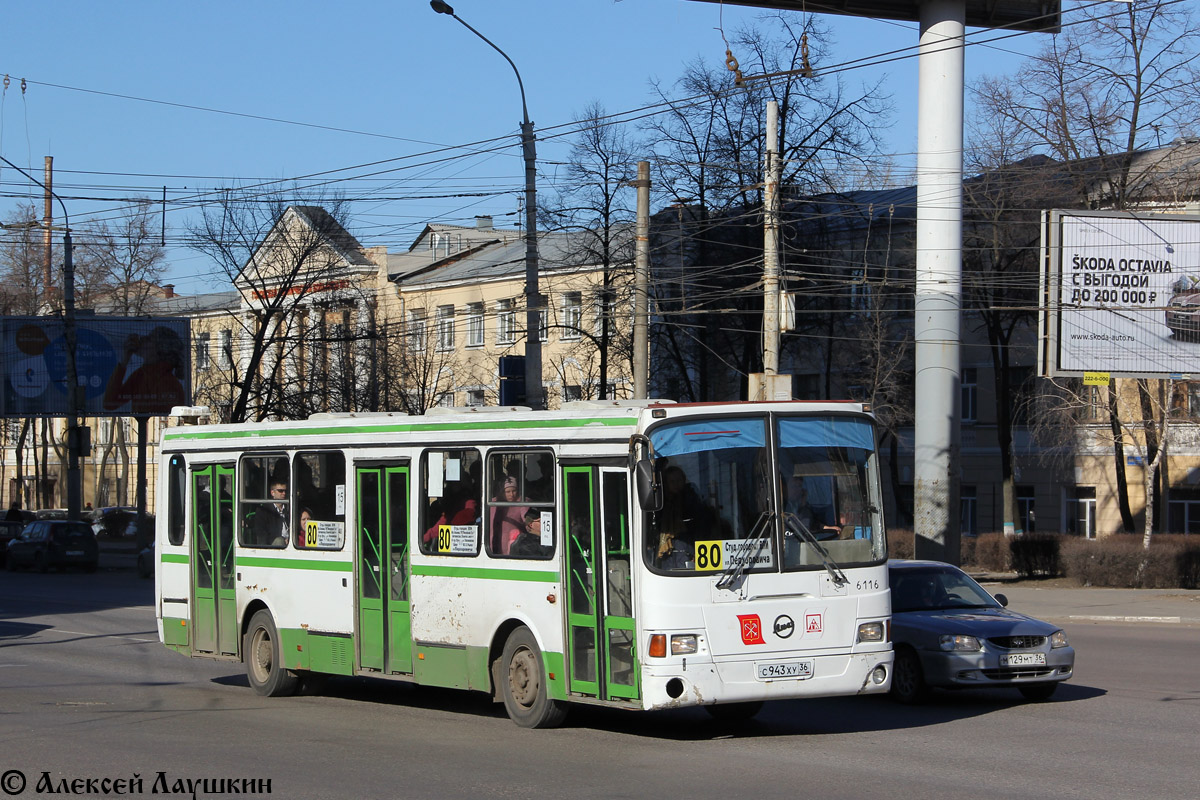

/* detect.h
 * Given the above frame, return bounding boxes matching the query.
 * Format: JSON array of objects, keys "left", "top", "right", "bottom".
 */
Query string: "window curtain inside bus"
[
  {"left": 650, "top": 418, "right": 766, "bottom": 458},
  {"left": 777, "top": 417, "right": 875, "bottom": 451}
]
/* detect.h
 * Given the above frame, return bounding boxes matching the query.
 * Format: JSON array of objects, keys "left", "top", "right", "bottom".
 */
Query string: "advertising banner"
[
  {"left": 1, "top": 316, "right": 191, "bottom": 417},
  {"left": 1044, "top": 209, "right": 1200, "bottom": 377}
]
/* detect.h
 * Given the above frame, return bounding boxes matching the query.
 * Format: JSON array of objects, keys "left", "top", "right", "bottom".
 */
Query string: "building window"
[
  {"left": 960, "top": 485, "right": 977, "bottom": 537},
  {"left": 408, "top": 309, "right": 426, "bottom": 352},
  {"left": 1171, "top": 381, "right": 1200, "bottom": 419},
  {"left": 1168, "top": 494, "right": 1200, "bottom": 534},
  {"left": 593, "top": 289, "right": 615, "bottom": 338},
  {"left": 196, "top": 332, "right": 211, "bottom": 371},
  {"left": 1017, "top": 486, "right": 1036, "bottom": 533},
  {"left": 466, "top": 303, "right": 484, "bottom": 347},
  {"left": 561, "top": 292, "right": 582, "bottom": 340},
  {"left": 436, "top": 392, "right": 455, "bottom": 408},
  {"left": 497, "top": 300, "right": 516, "bottom": 345},
  {"left": 466, "top": 389, "right": 485, "bottom": 407},
  {"left": 961, "top": 367, "right": 977, "bottom": 423},
  {"left": 436, "top": 305, "right": 455, "bottom": 352},
  {"left": 218, "top": 329, "right": 233, "bottom": 370},
  {"left": 563, "top": 384, "right": 583, "bottom": 403},
  {"left": 1083, "top": 384, "right": 1105, "bottom": 421}
]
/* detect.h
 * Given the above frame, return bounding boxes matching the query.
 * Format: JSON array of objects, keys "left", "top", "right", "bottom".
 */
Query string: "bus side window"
[
  {"left": 419, "top": 449, "right": 481, "bottom": 556},
  {"left": 292, "top": 451, "right": 346, "bottom": 550},
  {"left": 239, "top": 454, "right": 290, "bottom": 548},
  {"left": 486, "top": 450, "right": 554, "bottom": 559}
]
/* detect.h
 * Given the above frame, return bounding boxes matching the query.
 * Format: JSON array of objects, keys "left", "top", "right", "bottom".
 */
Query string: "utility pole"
[
  {"left": 762, "top": 101, "right": 781, "bottom": 377},
  {"left": 753, "top": 101, "right": 789, "bottom": 402},
  {"left": 43, "top": 157, "right": 54, "bottom": 304},
  {"left": 632, "top": 161, "right": 651, "bottom": 398}
]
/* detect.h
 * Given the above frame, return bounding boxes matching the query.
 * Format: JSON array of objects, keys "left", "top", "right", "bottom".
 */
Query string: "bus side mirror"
[{"left": 635, "top": 459, "right": 662, "bottom": 512}]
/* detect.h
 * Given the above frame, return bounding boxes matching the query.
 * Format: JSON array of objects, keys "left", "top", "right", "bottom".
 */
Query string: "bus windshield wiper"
[
  {"left": 784, "top": 513, "right": 848, "bottom": 587},
  {"left": 716, "top": 510, "right": 774, "bottom": 590}
]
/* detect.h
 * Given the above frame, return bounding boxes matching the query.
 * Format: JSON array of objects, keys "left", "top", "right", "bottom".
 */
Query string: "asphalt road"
[{"left": 2, "top": 568, "right": 1198, "bottom": 800}]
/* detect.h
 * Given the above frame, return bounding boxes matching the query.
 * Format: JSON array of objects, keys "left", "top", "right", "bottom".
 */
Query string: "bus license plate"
[
  {"left": 756, "top": 660, "right": 814, "bottom": 681},
  {"left": 66, "top": 550, "right": 84, "bottom": 556},
  {"left": 1002, "top": 653, "right": 1046, "bottom": 666}
]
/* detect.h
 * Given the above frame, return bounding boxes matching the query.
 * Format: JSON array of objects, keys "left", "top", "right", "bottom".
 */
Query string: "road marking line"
[{"left": 1068, "top": 614, "right": 1182, "bottom": 624}]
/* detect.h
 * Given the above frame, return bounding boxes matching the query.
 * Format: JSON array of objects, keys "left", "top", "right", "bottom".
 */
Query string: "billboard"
[
  {"left": 1041, "top": 209, "right": 1200, "bottom": 378},
  {"left": 1, "top": 316, "right": 191, "bottom": 417}
]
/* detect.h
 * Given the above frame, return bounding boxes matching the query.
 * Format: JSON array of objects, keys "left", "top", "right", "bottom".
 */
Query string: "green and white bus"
[{"left": 154, "top": 400, "right": 892, "bottom": 727}]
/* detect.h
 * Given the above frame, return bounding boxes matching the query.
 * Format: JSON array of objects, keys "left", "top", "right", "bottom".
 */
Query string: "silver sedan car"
[{"left": 888, "top": 560, "right": 1075, "bottom": 703}]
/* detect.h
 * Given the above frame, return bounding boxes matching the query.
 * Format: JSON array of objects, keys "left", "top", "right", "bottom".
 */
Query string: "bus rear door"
[
  {"left": 563, "top": 465, "right": 639, "bottom": 701},
  {"left": 191, "top": 464, "right": 237, "bottom": 656}
]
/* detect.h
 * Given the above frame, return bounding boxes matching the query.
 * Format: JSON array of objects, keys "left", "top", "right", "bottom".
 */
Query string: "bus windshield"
[{"left": 645, "top": 414, "right": 884, "bottom": 575}]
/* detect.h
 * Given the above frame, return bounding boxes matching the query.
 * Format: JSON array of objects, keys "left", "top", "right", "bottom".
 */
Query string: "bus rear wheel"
[
  {"left": 499, "top": 627, "right": 567, "bottom": 729},
  {"left": 244, "top": 610, "right": 298, "bottom": 697}
]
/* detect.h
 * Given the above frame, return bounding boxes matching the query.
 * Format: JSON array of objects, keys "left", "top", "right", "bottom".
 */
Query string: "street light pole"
[
  {"left": 0, "top": 156, "right": 83, "bottom": 520},
  {"left": 430, "top": 1, "right": 543, "bottom": 410}
]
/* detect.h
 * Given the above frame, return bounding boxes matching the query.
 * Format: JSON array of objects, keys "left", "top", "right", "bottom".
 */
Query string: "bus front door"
[
  {"left": 563, "top": 466, "right": 639, "bottom": 701},
  {"left": 192, "top": 464, "right": 237, "bottom": 656},
  {"left": 356, "top": 464, "right": 412, "bottom": 675}
]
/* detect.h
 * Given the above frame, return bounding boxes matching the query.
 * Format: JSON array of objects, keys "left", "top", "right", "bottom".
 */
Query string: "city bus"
[{"left": 153, "top": 400, "right": 892, "bottom": 727}]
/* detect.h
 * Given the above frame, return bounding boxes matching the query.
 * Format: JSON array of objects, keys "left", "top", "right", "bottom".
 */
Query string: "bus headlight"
[
  {"left": 856, "top": 622, "right": 885, "bottom": 643},
  {"left": 671, "top": 634, "right": 698, "bottom": 655}
]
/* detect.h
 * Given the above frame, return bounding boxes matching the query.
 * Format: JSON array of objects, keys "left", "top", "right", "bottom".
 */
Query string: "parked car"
[
  {"left": 91, "top": 506, "right": 139, "bottom": 538},
  {"left": 5, "top": 520, "right": 99, "bottom": 573},
  {"left": 0, "top": 520, "right": 24, "bottom": 565},
  {"left": 34, "top": 508, "right": 69, "bottom": 520},
  {"left": 888, "top": 560, "right": 1075, "bottom": 703}
]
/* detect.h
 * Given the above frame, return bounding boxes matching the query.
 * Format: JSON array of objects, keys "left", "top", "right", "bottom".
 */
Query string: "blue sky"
[{"left": 0, "top": 1, "right": 1049, "bottom": 294}]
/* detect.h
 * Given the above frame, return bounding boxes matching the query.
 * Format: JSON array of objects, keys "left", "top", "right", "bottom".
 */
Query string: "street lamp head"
[{"left": 430, "top": 0, "right": 454, "bottom": 14}]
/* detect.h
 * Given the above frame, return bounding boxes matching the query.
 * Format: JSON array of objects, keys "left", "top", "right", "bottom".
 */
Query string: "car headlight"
[
  {"left": 857, "top": 621, "right": 885, "bottom": 643},
  {"left": 671, "top": 634, "right": 698, "bottom": 655},
  {"left": 939, "top": 634, "right": 982, "bottom": 651},
  {"left": 1050, "top": 630, "right": 1069, "bottom": 649}
]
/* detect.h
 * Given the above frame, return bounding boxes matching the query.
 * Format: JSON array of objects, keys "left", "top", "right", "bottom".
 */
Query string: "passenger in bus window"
[
  {"left": 490, "top": 477, "right": 528, "bottom": 554},
  {"left": 510, "top": 508, "right": 552, "bottom": 558},
  {"left": 253, "top": 479, "right": 289, "bottom": 546},
  {"left": 296, "top": 507, "right": 313, "bottom": 548}
]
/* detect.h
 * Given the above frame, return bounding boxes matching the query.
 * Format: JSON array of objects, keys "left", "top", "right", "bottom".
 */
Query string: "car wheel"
[
  {"left": 137, "top": 553, "right": 152, "bottom": 579},
  {"left": 244, "top": 610, "right": 299, "bottom": 698},
  {"left": 34, "top": 551, "right": 48, "bottom": 573},
  {"left": 890, "top": 647, "right": 931, "bottom": 704},
  {"left": 705, "top": 701, "right": 764, "bottom": 723},
  {"left": 84, "top": 561, "right": 98, "bottom": 574},
  {"left": 499, "top": 627, "right": 568, "bottom": 728},
  {"left": 1018, "top": 682, "right": 1057, "bottom": 702},
  {"left": 5, "top": 555, "right": 16, "bottom": 572}
]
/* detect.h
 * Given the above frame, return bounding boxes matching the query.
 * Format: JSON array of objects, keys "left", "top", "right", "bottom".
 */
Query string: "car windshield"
[
  {"left": 50, "top": 522, "right": 93, "bottom": 543},
  {"left": 890, "top": 566, "right": 999, "bottom": 612}
]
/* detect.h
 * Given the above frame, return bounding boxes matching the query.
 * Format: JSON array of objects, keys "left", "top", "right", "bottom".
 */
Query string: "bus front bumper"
[{"left": 641, "top": 650, "right": 893, "bottom": 710}]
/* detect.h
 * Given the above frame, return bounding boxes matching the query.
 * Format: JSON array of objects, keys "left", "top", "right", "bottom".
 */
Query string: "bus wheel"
[
  {"left": 244, "top": 610, "right": 298, "bottom": 698},
  {"left": 705, "top": 701, "right": 763, "bottom": 722},
  {"left": 500, "top": 627, "right": 567, "bottom": 728}
]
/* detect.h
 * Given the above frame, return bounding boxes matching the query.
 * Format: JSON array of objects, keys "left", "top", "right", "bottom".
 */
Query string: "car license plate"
[
  {"left": 756, "top": 660, "right": 814, "bottom": 681},
  {"left": 1002, "top": 652, "right": 1046, "bottom": 666},
  {"left": 66, "top": 550, "right": 84, "bottom": 556}
]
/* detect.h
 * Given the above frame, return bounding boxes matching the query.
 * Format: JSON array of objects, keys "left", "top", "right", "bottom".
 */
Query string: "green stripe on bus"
[
  {"left": 163, "top": 416, "right": 636, "bottom": 442},
  {"left": 235, "top": 556, "right": 354, "bottom": 572},
  {"left": 413, "top": 564, "right": 558, "bottom": 582},
  {"left": 162, "top": 553, "right": 189, "bottom": 564}
]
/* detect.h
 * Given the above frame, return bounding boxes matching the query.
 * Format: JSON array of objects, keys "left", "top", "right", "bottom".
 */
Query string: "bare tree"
[
  {"left": 541, "top": 102, "right": 639, "bottom": 399},
  {"left": 974, "top": 0, "right": 1200, "bottom": 539},
  {"left": 188, "top": 191, "right": 369, "bottom": 423},
  {"left": 643, "top": 11, "right": 892, "bottom": 401}
]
